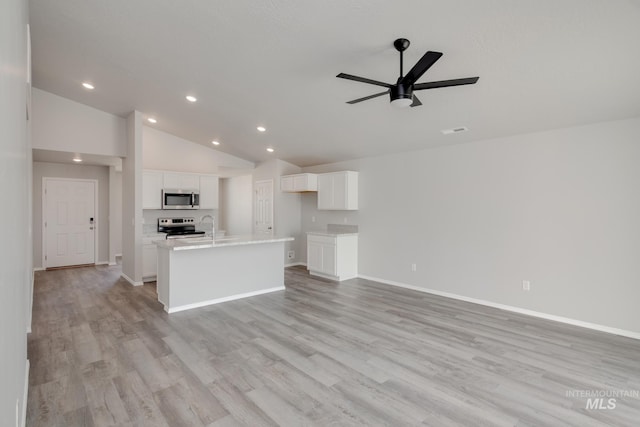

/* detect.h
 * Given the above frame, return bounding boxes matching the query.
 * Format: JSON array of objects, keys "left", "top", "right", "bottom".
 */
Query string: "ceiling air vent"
[{"left": 441, "top": 126, "right": 468, "bottom": 135}]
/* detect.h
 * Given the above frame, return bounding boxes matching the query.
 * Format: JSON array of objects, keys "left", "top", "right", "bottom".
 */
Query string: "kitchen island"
[{"left": 154, "top": 235, "right": 294, "bottom": 313}]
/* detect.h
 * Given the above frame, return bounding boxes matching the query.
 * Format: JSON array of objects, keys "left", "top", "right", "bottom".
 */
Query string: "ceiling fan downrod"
[{"left": 393, "top": 38, "right": 410, "bottom": 79}]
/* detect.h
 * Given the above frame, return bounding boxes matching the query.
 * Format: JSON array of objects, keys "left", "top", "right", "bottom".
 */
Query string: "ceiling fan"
[{"left": 337, "top": 38, "right": 479, "bottom": 108}]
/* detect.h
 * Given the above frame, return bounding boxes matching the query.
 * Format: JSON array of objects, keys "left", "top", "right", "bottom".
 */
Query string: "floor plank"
[{"left": 27, "top": 264, "right": 640, "bottom": 426}]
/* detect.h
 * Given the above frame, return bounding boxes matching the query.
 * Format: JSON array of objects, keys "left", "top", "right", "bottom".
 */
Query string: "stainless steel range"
[{"left": 158, "top": 217, "right": 206, "bottom": 239}]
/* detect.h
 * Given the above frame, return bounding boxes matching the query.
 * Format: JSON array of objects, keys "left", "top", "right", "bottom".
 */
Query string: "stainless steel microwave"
[{"left": 162, "top": 189, "right": 200, "bottom": 210}]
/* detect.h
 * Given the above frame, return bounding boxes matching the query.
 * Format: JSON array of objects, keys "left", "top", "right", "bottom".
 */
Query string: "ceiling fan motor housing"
[{"left": 390, "top": 83, "right": 413, "bottom": 102}]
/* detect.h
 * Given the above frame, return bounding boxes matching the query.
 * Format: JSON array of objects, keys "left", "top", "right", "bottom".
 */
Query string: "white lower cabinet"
[
  {"left": 142, "top": 244, "right": 158, "bottom": 281},
  {"left": 307, "top": 233, "right": 357, "bottom": 281}
]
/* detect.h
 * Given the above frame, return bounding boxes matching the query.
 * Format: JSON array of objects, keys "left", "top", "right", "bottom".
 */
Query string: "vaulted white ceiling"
[{"left": 29, "top": 0, "right": 640, "bottom": 167}]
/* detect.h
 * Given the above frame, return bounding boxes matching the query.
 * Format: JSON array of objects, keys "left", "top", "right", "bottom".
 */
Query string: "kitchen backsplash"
[
  {"left": 326, "top": 223, "right": 358, "bottom": 233},
  {"left": 143, "top": 209, "right": 217, "bottom": 235}
]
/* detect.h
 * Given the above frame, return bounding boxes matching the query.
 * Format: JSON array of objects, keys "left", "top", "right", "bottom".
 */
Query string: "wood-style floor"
[{"left": 27, "top": 264, "right": 640, "bottom": 426}]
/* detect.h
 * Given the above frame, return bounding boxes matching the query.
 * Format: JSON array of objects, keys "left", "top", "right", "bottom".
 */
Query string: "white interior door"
[
  {"left": 254, "top": 179, "right": 274, "bottom": 234},
  {"left": 44, "top": 178, "right": 96, "bottom": 268}
]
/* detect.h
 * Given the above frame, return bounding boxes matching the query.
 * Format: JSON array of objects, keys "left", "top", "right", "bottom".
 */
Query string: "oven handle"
[{"left": 191, "top": 192, "right": 195, "bottom": 207}]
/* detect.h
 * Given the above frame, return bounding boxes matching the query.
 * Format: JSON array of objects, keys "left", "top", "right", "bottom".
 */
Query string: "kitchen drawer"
[{"left": 307, "top": 234, "right": 336, "bottom": 245}]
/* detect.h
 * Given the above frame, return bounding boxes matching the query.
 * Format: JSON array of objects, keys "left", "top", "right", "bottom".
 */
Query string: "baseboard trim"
[
  {"left": 166, "top": 286, "right": 286, "bottom": 314},
  {"left": 22, "top": 359, "right": 29, "bottom": 427},
  {"left": 33, "top": 267, "right": 44, "bottom": 272},
  {"left": 108, "top": 262, "right": 117, "bottom": 266},
  {"left": 285, "top": 262, "right": 305, "bottom": 268},
  {"left": 121, "top": 272, "right": 143, "bottom": 287},
  {"left": 95, "top": 260, "right": 110, "bottom": 266},
  {"left": 358, "top": 274, "right": 640, "bottom": 340}
]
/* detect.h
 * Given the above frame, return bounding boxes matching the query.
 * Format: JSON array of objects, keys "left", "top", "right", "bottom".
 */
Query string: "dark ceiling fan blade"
[
  {"left": 413, "top": 76, "right": 479, "bottom": 91},
  {"left": 410, "top": 95, "right": 422, "bottom": 107},
  {"left": 337, "top": 73, "right": 392, "bottom": 89},
  {"left": 400, "top": 51, "right": 442, "bottom": 85},
  {"left": 346, "top": 90, "right": 390, "bottom": 104}
]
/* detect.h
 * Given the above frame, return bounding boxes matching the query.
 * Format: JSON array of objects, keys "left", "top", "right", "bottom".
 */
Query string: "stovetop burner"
[{"left": 158, "top": 217, "right": 205, "bottom": 239}]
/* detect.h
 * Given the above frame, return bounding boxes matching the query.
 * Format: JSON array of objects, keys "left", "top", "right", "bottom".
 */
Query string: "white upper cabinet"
[
  {"left": 317, "top": 171, "right": 358, "bottom": 210},
  {"left": 199, "top": 175, "right": 219, "bottom": 209},
  {"left": 163, "top": 172, "right": 200, "bottom": 190},
  {"left": 142, "top": 171, "right": 163, "bottom": 209},
  {"left": 280, "top": 173, "right": 317, "bottom": 192}
]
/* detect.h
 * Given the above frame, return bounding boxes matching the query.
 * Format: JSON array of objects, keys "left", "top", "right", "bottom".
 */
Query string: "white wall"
[
  {"left": 32, "top": 162, "right": 111, "bottom": 268},
  {"left": 109, "top": 168, "right": 122, "bottom": 260},
  {"left": 253, "top": 159, "right": 302, "bottom": 264},
  {"left": 1, "top": 0, "right": 30, "bottom": 424},
  {"left": 301, "top": 117, "right": 640, "bottom": 335},
  {"left": 219, "top": 175, "right": 253, "bottom": 235},
  {"left": 31, "top": 88, "right": 126, "bottom": 157},
  {"left": 122, "top": 111, "right": 144, "bottom": 285},
  {"left": 143, "top": 126, "right": 254, "bottom": 173}
]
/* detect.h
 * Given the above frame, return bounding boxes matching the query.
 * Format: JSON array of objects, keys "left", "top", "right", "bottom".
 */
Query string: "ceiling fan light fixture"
[{"left": 391, "top": 97, "right": 413, "bottom": 108}]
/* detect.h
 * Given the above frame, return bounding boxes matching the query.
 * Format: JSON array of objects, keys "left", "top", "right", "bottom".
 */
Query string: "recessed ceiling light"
[
  {"left": 72, "top": 157, "right": 82, "bottom": 162},
  {"left": 147, "top": 117, "right": 157, "bottom": 124},
  {"left": 441, "top": 126, "right": 468, "bottom": 135},
  {"left": 257, "top": 126, "right": 266, "bottom": 132},
  {"left": 82, "top": 82, "right": 94, "bottom": 90},
  {"left": 266, "top": 147, "right": 274, "bottom": 153},
  {"left": 211, "top": 140, "right": 220, "bottom": 146},
  {"left": 186, "top": 95, "right": 197, "bottom": 103}
]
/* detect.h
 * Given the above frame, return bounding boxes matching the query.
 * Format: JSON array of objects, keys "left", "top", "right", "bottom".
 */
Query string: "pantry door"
[
  {"left": 254, "top": 179, "right": 273, "bottom": 234},
  {"left": 44, "top": 178, "right": 97, "bottom": 268}
]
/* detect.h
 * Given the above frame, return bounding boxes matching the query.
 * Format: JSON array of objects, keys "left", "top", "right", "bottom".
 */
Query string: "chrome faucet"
[{"left": 199, "top": 214, "right": 215, "bottom": 236}]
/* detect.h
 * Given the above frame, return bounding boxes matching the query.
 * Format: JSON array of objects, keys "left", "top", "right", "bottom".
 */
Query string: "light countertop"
[
  {"left": 306, "top": 230, "right": 358, "bottom": 237},
  {"left": 307, "top": 224, "right": 358, "bottom": 237},
  {"left": 154, "top": 234, "right": 294, "bottom": 251}
]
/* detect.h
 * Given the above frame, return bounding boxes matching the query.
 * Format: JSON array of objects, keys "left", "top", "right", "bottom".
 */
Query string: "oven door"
[{"left": 162, "top": 189, "right": 200, "bottom": 209}]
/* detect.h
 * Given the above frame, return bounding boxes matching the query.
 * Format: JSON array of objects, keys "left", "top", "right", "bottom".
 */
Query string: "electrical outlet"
[
  {"left": 343, "top": 217, "right": 348, "bottom": 224},
  {"left": 311, "top": 216, "right": 316, "bottom": 223},
  {"left": 522, "top": 280, "right": 531, "bottom": 291},
  {"left": 287, "top": 250, "right": 295, "bottom": 260},
  {"left": 411, "top": 263, "right": 417, "bottom": 272}
]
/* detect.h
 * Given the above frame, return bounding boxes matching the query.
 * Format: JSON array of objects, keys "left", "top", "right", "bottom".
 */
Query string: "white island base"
[{"left": 155, "top": 235, "right": 294, "bottom": 313}]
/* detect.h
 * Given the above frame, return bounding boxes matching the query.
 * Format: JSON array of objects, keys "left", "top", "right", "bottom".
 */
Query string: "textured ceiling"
[{"left": 29, "top": 0, "right": 640, "bottom": 167}]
